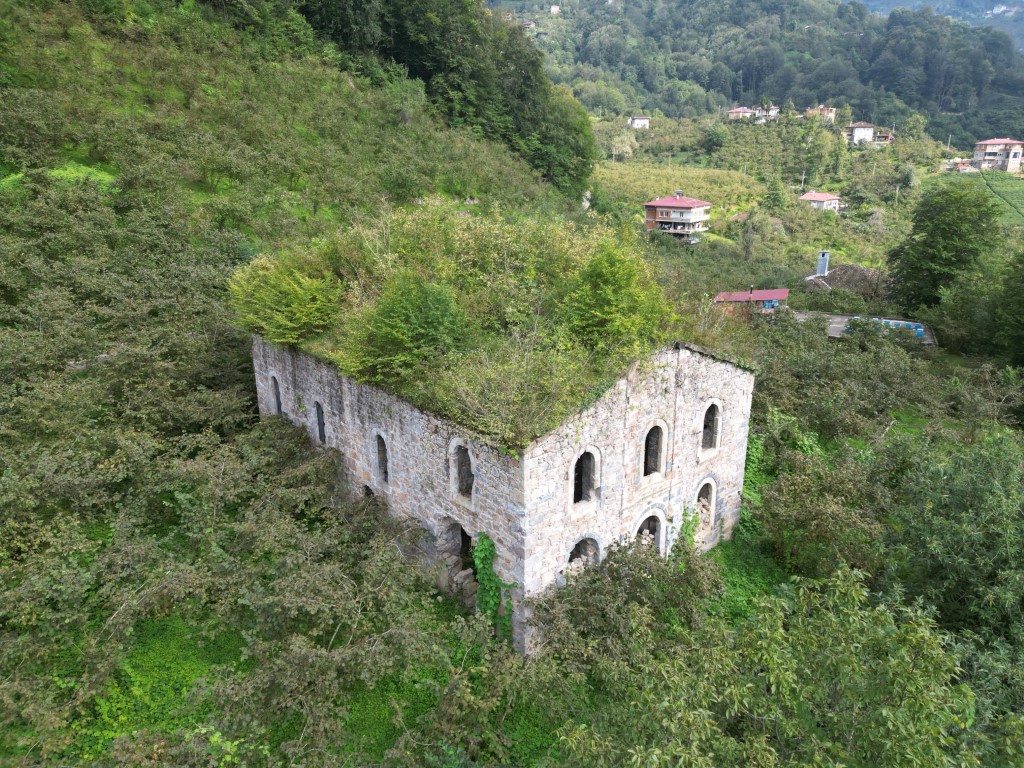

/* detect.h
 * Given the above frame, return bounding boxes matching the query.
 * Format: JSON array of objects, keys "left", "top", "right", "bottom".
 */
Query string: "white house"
[
  {"left": 972, "top": 138, "right": 1024, "bottom": 172},
  {"left": 628, "top": 115, "right": 651, "bottom": 129},
  {"left": 799, "top": 190, "right": 842, "bottom": 212},
  {"left": 644, "top": 191, "right": 712, "bottom": 240},
  {"left": 845, "top": 122, "right": 875, "bottom": 145}
]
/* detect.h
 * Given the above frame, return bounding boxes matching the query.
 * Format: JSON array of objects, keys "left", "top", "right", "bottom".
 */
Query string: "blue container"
[{"left": 916, "top": 329, "right": 924, "bottom": 337}]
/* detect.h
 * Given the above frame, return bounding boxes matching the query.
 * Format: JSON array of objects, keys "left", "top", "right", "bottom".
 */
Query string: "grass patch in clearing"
[
  {"left": 710, "top": 522, "right": 790, "bottom": 622},
  {"left": 49, "top": 161, "right": 118, "bottom": 188},
  {"left": 71, "top": 615, "right": 242, "bottom": 760}
]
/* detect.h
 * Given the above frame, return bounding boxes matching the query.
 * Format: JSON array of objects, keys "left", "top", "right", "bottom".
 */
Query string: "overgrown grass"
[{"left": 71, "top": 615, "right": 243, "bottom": 760}]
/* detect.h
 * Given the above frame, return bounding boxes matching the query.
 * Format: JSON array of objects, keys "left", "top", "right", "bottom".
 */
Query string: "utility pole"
[
  {"left": 871, "top": 161, "right": 876, "bottom": 177},
  {"left": 800, "top": 170, "right": 806, "bottom": 189},
  {"left": 947, "top": 134, "right": 952, "bottom": 151},
  {"left": 894, "top": 184, "right": 900, "bottom": 206}
]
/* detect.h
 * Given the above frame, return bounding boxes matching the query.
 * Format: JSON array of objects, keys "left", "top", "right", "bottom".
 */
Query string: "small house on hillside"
[
  {"left": 628, "top": 115, "right": 651, "bottom": 129},
  {"left": 844, "top": 122, "right": 875, "bottom": 145},
  {"left": 805, "top": 105, "right": 836, "bottom": 124},
  {"left": 714, "top": 288, "right": 789, "bottom": 314},
  {"left": 644, "top": 191, "right": 712, "bottom": 240},
  {"left": 799, "top": 190, "right": 841, "bottom": 212},
  {"left": 972, "top": 138, "right": 1023, "bottom": 172},
  {"left": 727, "top": 107, "right": 756, "bottom": 120},
  {"left": 755, "top": 104, "right": 780, "bottom": 123}
]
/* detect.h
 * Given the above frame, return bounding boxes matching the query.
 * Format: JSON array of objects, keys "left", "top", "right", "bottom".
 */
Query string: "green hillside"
[
  {"left": 499, "top": 0, "right": 1024, "bottom": 148},
  {"left": 5, "top": 0, "right": 1024, "bottom": 766}
]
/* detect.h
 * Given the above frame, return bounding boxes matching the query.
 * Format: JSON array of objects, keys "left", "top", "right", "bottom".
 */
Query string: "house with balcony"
[
  {"left": 644, "top": 191, "right": 712, "bottom": 241},
  {"left": 799, "top": 190, "right": 841, "bottom": 212},
  {"left": 972, "top": 138, "right": 1023, "bottom": 172}
]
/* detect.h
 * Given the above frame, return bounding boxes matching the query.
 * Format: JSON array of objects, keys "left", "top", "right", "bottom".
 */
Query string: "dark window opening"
[
  {"left": 568, "top": 538, "right": 599, "bottom": 568},
  {"left": 459, "top": 527, "right": 476, "bottom": 573},
  {"left": 363, "top": 485, "right": 374, "bottom": 498},
  {"left": 271, "top": 376, "right": 282, "bottom": 415},
  {"left": 643, "top": 426, "right": 663, "bottom": 476},
  {"left": 573, "top": 452, "right": 595, "bottom": 503},
  {"left": 454, "top": 445, "right": 474, "bottom": 498},
  {"left": 315, "top": 401, "right": 326, "bottom": 444},
  {"left": 637, "top": 516, "right": 660, "bottom": 547},
  {"left": 376, "top": 435, "right": 389, "bottom": 484},
  {"left": 702, "top": 404, "right": 720, "bottom": 450}
]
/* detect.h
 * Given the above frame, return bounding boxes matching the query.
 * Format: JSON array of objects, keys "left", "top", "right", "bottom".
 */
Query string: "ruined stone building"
[{"left": 252, "top": 336, "right": 755, "bottom": 650}]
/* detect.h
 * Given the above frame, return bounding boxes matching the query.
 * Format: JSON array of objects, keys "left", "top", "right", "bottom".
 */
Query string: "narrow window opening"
[
  {"left": 643, "top": 426, "right": 663, "bottom": 476},
  {"left": 454, "top": 445, "right": 474, "bottom": 498},
  {"left": 315, "top": 401, "right": 326, "bottom": 444},
  {"left": 271, "top": 376, "right": 282, "bottom": 415},
  {"left": 637, "top": 516, "right": 660, "bottom": 548},
  {"left": 363, "top": 485, "right": 374, "bottom": 498},
  {"left": 702, "top": 404, "right": 721, "bottom": 450},
  {"left": 459, "top": 527, "right": 476, "bottom": 574},
  {"left": 573, "top": 452, "right": 595, "bottom": 503},
  {"left": 376, "top": 435, "right": 389, "bottom": 484}
]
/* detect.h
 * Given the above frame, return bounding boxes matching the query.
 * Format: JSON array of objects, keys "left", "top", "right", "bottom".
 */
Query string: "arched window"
[
  {"left": 454, "top": 445, "right": 474, "bottom": 498},
  {"left": 271, "top": 376, "right": 282, "bottom": 415},
  {"left": 702, "top": 404, "right": 721, "bottom": 450},
  {"left": 698, "top": 482, "right": 715, "bottom": 526},
  {"left": 636, "top": 516, "right": 660, "bottom": 548},
  {"left": 568, "top": 538, "right": 599, "bottom": 568},
  {"left": 643, "top": 426, "right": 663, "bottom": 476},
  {"left": 314, "top": 401, "right": 326, "bottom": 444},
  {"left": 573, "top": 452, "right": 595, "bottom": 503},
  {"left": 376, "top": 435, "right": 389, "bottom": 484}
]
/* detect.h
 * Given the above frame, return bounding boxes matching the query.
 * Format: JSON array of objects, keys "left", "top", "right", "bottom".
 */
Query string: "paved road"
[{"left": 792, "top": 311, "right": 937, "bottom": 345}]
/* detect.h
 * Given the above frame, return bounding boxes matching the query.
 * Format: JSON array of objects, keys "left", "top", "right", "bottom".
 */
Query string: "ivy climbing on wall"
[{"left": 472, "top": 532, "right": 517, "bottom": 641}]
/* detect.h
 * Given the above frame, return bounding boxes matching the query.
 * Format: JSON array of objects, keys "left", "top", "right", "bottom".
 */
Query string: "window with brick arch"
[
  {"left": 636, "top": 516, "right": 660, "bottom": 551},
  {"left": 643, "top": 426, "right": 663, "bottom": 476},
  {"left": 702, "top": 404, "right": 721, "bottom": 450},
  {"left": 573, "top": 452, "right": 595, "bottom": 503}
]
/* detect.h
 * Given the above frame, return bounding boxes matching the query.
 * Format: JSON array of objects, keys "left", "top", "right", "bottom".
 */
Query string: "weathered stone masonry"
[{"left": 252, "top": 337, "right": 755, "bottom": 651}]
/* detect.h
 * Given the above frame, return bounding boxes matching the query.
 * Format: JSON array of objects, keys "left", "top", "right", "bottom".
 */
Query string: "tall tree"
[{"left": 887, "top": 178, "right": 1000, "bottom": 310}]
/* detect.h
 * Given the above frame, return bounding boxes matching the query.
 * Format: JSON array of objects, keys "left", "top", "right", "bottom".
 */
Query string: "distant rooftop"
[
  {"left": 715, "top": 288, "right": 790, "bottom": 303},
  {"left": 799, "top": 191, "right": 841, "bottom": 202},
  {"left": 644, "top": 193, "right": 712, "bottom": 208},
  {"left": 975, "top": 137, "right": 1023, "bottom": 145},
  {"left": 847, "top": 121, "right": 874, "bottom": 128}
]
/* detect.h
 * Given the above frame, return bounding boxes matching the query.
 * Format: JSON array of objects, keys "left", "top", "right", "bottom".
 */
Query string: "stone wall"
[
  {"left": 251, "top": 337, "right": 530, "bottom": 640},
  {"left": 251, "top": 337, "right": 754, "bottom": 652},
  {"left": 521, "top": 343, "right": 754, "bottom": 602}
]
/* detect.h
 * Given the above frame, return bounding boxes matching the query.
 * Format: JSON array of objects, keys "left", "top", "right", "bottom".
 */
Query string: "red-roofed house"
[
  {"left": 972, "top": 138, "right": 1023, "bottom": 172},
  {"left": 644, "top": 191, "right": 712, "bottom": 240},
  {"left": 798, "top": 190, "right": 841, "bottom": 212},
  {"left": 714, "top": 288, "right": 789, "bottom": 314}
]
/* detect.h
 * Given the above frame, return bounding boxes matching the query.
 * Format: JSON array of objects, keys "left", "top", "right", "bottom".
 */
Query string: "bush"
[{"left": 228, "top": 253, "right": 344, "bottom": 345}]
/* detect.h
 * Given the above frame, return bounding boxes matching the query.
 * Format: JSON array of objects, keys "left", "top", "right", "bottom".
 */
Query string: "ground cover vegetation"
[
  {"left": 4, "top": 0, "right": 1024, "bottom": 765},
  {"left": 503, "top": 0, "right": 1024, "bottom": 147}
]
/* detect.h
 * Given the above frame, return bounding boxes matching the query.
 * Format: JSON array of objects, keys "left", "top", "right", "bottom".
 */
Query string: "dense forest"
[
  {"left": 4, "top": 0, "right": 1024, "bottom": 765},
  {"left": 500, "top": 0, "right": 1024, "bottom": 146}
]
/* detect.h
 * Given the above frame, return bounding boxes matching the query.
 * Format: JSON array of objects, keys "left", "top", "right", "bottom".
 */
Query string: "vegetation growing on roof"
[{"left": 230, "top": 201, "right": 676, "bottom": 447}]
